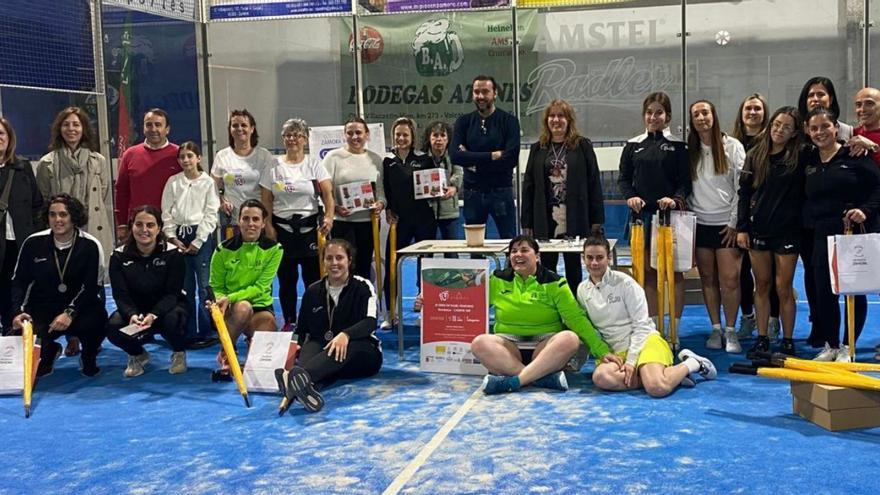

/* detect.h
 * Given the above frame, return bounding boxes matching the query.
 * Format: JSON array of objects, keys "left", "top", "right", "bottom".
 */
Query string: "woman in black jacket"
[
  {"left": 11, "top": 194, "right": 105, "bottom": 377},
  {"left": 803, "top": 107, "right": 880, "bottom": 362},
  {"left": 0, "top": 116, "right": 44, "bottom": 331},
  {"left": 278, "top": 238, "right": 382, "bottom": 413},
  {"left": 106, "top": 205, "right": 189, "bottom": 377},
  {"left": 522, "top": 99, "right": 604, "bottom": 293}
]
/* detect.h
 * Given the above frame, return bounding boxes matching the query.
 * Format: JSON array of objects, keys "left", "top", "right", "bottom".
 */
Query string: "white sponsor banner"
[
  {"left": 105, "top": 0, "right": 199, "bottom": 22},
  {"left": 309, "top": 123, "right": 386, "bottom": 161}
]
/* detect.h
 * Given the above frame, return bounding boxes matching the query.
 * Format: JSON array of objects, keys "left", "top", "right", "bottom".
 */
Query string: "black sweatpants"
[
  {"left": 106, "top": 306, "right": 189, "bottom": 355},
  {"left": 275, "top": 226, "right": 321, "bottom": 327},
  {"left": 298, "top": 338, "right": 382, "bottom": 386},
  {"left": 332, "top": 220, "right": 374, "bottom": 281},
  {"left": 29, "top": 305, "right": 107, "bottom": 358},
  {"left": 811, "top": 233, "right": 867, "bottom": 348},
  {"left": 801, "top": 229, "right": 821, "bottom": 345},
  {"left": 540, "top": 252, "right": 583, "bottom": 294}
]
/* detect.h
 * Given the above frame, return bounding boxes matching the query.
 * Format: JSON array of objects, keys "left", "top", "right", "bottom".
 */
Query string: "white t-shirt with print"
[
  {"left": 260, "top": 155, "right": 330, "bottom": 220},
  {"left": 211, "top": 146, "right": 275, "bottom": 219}
]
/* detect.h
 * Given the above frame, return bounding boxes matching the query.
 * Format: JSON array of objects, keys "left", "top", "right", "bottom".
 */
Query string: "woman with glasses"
[{"left": 260, "top": 118, "right": 334, "bottom": 331}]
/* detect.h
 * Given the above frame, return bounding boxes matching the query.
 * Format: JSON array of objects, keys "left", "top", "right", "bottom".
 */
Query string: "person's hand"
[
  {"left": 11, "top": 313, "right": 31, "bottom": 332},
  {"left": 626, "top": 197, "right": 646, "bottom": 213},
  {"left": 491, "top": 151, "right": 503, "bottom": 161},
  {"left": 208, "top": 296, "right": 229, "bottom": 314},
  {"left": 845, "top": 208, "right": 867, "bottom": 225},
  {"left": 321, "top": 214, "right": 334, "bottom": 235},
  {"left": 622, "top": 363, "right": 637, "bottom": 388},
  {"left": 184, "top": 244, "right": 199, "bottom": 255},
  {"left": 324, "top": 332, "right": 350, "bottom": 362},
  {"left": 129, "top": 314, "right": 144, "bottom": 326},
  {"left": 736, "top": 232, "right": 750, "bottom": 250},
  {"left": 521, "top": 227, "right": 534, "bottom": 237},
  {"left": 170, "top": 238, "right": 186, "bottom": 250},
  {"left": 372, "top": 201, "right": 386, "bottom": 214},
  {"left": 458, "top": 144, "right": 468, "bottom": 152},
  {"left": 116, "top": 225, "right": 130, "bottom": 246},
  {"left": 601, "top": 353, "right": 623, "bottom": 368},
  {"left": 847, "top": 135, "right": 876, "bottom": 156},
  {"left": 264, "top": 223, "right": 277, "bottom": 241},
  {"left": 657, "top": 197, "right": 677, "bottom": 210},
  {"left": 385, "top": 209, "right": 399, "bottom": 225},
  {"left": 141, "top": 313, "right": 157, "bottom": 328},
  {"left": 442, "top": 185, "right": 457, "bottom": 199},
  {"left": 720, "top": 226, "right": 737, "bottom": 248},
  {"left": 49, "top": 312, "right": 72, "bottom": 333},
  {"left": 219, "top": 197, "right": 234, "bottom": 215},
  {"left": 335, "top": 205, "right": 353, "bottom": 217}
]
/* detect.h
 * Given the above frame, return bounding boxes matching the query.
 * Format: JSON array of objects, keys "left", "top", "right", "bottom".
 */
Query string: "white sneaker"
[
  {"left": 124, "top": 351, "right": 151, "bottom": 378},
  {"left": 705, "top": 328, "right": 723, "bottom": 350},
  {"left": 169, "top": 351, "right": 187, "bottom": 374},
  {"left": 737, "top": 314, "right": 755, "bottom": 339},
  {"left": 836, "top": 345, "right": 852, "bottom": 363},
  {"left": 814, "top": 343, "right": 837, "bottom": 362},
  {"left": 678, "top": 349, "right": 717, "bottom": 380},
  {"left": 379, "top": 319, "right": 395, "bottom": 331},
  {"left": 768, "top": 318, "right": 780, "bottom": 342},
  {"left": 724, "top": 330, "right": 742, "bottom": 353}
]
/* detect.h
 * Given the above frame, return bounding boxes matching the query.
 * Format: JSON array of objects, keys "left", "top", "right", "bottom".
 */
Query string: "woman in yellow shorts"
[{"left": 576, "top": 236, "right": 717, "bottom": 397}]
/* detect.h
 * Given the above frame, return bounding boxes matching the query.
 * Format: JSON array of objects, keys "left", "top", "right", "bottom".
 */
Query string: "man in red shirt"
[
  {"left": 114, "top": 109, "right": 181, "bottom": 243},
  {"left": 849, "top": 87, "right": 880, "bottom": 166}
]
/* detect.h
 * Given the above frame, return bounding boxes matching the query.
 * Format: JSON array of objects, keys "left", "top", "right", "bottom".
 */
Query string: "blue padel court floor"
[{"left": 3, "top": 255, "right": 880, "bottom": 495}]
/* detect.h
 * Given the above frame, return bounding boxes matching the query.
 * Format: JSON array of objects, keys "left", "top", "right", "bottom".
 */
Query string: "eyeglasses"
[
  {"left": 282, "top": 132, "right": 307, "bottom": 140},
  {"left": 770, "top": 121, "right": 794, "bottom": 133}
]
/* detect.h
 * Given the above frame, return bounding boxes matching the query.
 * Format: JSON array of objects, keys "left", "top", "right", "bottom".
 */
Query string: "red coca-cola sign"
[{"left": 349, "top": 26, "right": 384, "bottom": 64}]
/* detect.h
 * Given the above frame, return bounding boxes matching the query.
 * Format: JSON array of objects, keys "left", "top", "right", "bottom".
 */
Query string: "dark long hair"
[
  {"left": 0, "top": 117, "right": 18, "bottom": 165},
  {"left": 688, "top": 100, "right": 729, "bottom": 180},
  {"left": 44, "top": 193, "right": 88, "bottom": 228},
  {"left": 228, "top": 109, "right": 259, "bottom": 148},
  {"left": 421, "top": 121, "right": 452, "bottom": 155},
  {"left": 798, "top": 77, "right": 841, "bottom": 126},
  {"left": 731, "top": 93, "right": 768, "bottom": 142},
  {"left": 538, "top": 99, "right": 581, "bottom": 149},
  {"left": 744, "top": 106, "right": 801, "bottom": 189},
  {"left": 48, "top": 107, "right": 97, "bottom": 152},
  {"left": 325, "top": 237, "right": 356, "bottom": 268},
  {"left": 125, "top": 205, "right": 166, "bottom": 253}
]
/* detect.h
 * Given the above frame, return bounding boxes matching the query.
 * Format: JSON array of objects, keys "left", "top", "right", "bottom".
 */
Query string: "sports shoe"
[
  {"left": 531, "top": 371, "right": 569, "bottom": 391},
  {"left": 124, "top": 351, "right": 151, "bottom": 378},
  {"left": 169, "top": 351, "right": 187, "bottom": 374},
  {"left": 678, "top": 349, "right": 717, "bottom": 380},
  {"left": 737, "top": 314, "right": 755, "bottom": 339},
  {"left": 836, "top": 345, "right": 852, "bottom": 363},
  {"left": 287, "top": 366, "right": 324, "bottom": 413},
  {"left": 813, "top": 343, "right": 838, "bottom": 362},
  {"left": 80, "top": 352, "right": 100, "bottom": 377},
  {"left": 705, "top": 328, "right": 723, "bottom": 350},
  {"left": 768, "top": 318, "right": 780, "bottom": 342},
  {"left": 482, "top": 375, "right": 520, "bottom": 395},
  {"left": 778, "top": 338, "right": 796, "bottom": 357},
  {"left": 747, "top": 335, "right": 770, "bottom": 359},
  {"left": 724, "top": 330, "right": 742, "bottom": 353},
  {"left": 36, "top": 341, "right": 62, "bottom": 378},
  {"left": 379, "top": 318, "right": 397, "bottom": 331}
]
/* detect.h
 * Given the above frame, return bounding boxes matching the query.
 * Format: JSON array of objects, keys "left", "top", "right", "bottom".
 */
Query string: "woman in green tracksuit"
[
  {"left": 471, "top": 235, "right": 612, "bottom": 395},
  {"left": 209, "top": 198, "right": 282, "bottom": 377}
]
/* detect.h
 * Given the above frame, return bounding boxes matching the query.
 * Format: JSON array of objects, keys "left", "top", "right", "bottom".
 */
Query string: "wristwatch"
[{"left": 64, "top": 307, "right": 76, "bottom": 319}]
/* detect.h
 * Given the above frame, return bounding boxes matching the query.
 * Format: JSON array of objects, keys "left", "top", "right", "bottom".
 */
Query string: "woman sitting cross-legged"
[
  {"left": 277, "top": 238, "right": 382, "bottom": 413},
  {"left": 578, "top": 237, "right": 717, "bottom": 397},
  {"left": 106, "top": 205, "right": 189, "bottom": 377}
]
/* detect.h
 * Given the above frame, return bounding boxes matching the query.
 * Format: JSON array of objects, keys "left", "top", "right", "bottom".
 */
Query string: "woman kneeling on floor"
[
  {"left": 472, "top": 235, "right": 611, "bottom": 395},
  {"left": 208, "top": 199, "right": 282, "bottom": 378},
  {"left": 578, "top": 237, "right": 717, "bottom": 397},
  {"left": 277, "top": 238, "right": 382, "bottom": 413},
  {"left": 106, "top": 205, "right": 189, "bottom": 377}
]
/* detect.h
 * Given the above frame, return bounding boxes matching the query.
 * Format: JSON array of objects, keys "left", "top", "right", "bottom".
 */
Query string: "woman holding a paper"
[
  {"left": 736, "top": 106, "right": 804, "bottom": 357},
  {"left": 260, "top": 118, "right": 334, "bottom": 331},
  {"left": 803, "top": 106, "right": 880, "bottom": 362},
  {"left": 381, "top": 117, "right": 436, "bottom": 326},
  {"left": 617, "top": 92, "right": 690, "bottom": 330},
  {"left": 323, "top": 117, "right": 386, "bottom": 281},
  {"left": 687, "top": 100, "right": 746, "bottom": 354},
  {"left": 422, "top": 121, "right": 463, "bottom": 248},
  {"left": 10, "top": 194, "right": 106, "bottom": 377},
  {"left": 279, "top": 238, "right": 382, "bottom": 413},
  {"left": 522, "top": 99, "right": 605, "bottom": 293},
  {"left": 106, "top": 205, "right": 189, "bottom": 377}
]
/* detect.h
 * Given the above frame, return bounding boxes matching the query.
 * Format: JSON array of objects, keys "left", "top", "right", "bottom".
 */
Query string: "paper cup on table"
[{"left": 464, "top": 224, "right": 486, "bottom": 247}]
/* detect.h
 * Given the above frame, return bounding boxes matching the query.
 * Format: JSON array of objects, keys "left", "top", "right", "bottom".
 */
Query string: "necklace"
[
  {"left": 549, "top": 142, "right": 566, "bottom": 167},
  {"left": 54, "top": 230, "right": 78, "bottom": 293},
  {"left": 324, "top": 279, "right": 345, "bottom": 341}
]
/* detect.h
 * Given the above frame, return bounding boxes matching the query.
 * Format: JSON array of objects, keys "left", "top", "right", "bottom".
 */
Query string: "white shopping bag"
[
  {"left": 243, "top": 332, "right": 299, "bottom": 393},
  {"left": 650, "top": 210, "right": 697, "bottom": 273},
  {"left": 827, "top": 232, "right": 880, "bottom": 295},
  {"left": 0, "top": 336, "right": 40, "bottom": 395}
]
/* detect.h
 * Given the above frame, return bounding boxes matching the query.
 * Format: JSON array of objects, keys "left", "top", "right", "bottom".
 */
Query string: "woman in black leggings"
[{"left": 278, "top": 238, "right": 382, "bottom": 413}]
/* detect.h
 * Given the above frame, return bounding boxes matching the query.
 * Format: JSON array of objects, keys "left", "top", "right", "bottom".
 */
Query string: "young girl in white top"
[
  {"left": 162, "top": 141, "right": 220, "bottom": 346},
  {"left": 211, "top": 109, "right": 275, "bottom": 232},
  {"left": 686, "top": 100, "right": 745, "bottom": 354}
]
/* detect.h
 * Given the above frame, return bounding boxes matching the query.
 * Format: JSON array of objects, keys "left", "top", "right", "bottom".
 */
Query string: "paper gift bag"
[
  {"left": 650, "top": 210, "right": 697, "bottom": 273},
  {"left": 243, "top": 332, "right": 299, "bottom": 393},
  {"left": 0, "top": 336, "right": 40, "bottom": 395},
  {"left": 828, "top": 232, "right": 880, "bottom": 295}
]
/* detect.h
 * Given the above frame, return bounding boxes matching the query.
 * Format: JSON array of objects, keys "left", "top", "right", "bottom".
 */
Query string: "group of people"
[{"left": 1, "top": 72, "right": 879, "bottom": 410}]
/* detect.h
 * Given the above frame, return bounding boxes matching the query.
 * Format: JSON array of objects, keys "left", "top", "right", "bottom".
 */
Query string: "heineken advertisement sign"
[{"left": 342, "top": 11, "right": 539, "bottom": 142}]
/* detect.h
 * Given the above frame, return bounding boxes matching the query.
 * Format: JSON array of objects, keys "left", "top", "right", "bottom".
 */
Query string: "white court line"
[{"left": 382, "top": 386, "right": 484, "bottom": 495}]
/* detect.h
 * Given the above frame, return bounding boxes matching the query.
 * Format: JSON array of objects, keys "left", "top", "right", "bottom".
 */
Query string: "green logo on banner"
[{"left": 412, "top": 19, "right": 464, "bottom": 77}]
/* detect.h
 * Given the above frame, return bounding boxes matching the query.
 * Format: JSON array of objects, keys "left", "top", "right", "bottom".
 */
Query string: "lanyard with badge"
[
  {"left": 324, "top": 280, "right": 336, "bottom": 341},
  {"left": 54, "top": 233, "right": 78, "bottom": 293}
]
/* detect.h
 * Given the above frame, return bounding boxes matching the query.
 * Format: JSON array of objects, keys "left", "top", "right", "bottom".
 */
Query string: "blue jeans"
[
  {"left": 183, "top": 234, "right": 215, "bottom": 339},
  {"left": 437, "top": 217, "right": 460, "bottom": 259},
  {"left": 462, "top": 187, "right": 516, "bottom": 239}
]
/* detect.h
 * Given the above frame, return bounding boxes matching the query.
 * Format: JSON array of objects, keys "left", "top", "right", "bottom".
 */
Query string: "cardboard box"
[{"left": 790, "top": 382, "right": 880, "bottom": 431}]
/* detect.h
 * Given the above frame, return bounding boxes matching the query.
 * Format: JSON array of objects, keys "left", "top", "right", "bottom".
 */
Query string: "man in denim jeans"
[{"left": 451, "top": 75, "right": 521, "bottom": 238}]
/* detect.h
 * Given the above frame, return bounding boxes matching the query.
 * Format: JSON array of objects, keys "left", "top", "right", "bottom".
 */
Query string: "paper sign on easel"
[
  {"left": 243, "top": 332, "right": 299, "bottom": 393},
  {"left": 0, "top": 336, "right": 41, "bottom": 395}
]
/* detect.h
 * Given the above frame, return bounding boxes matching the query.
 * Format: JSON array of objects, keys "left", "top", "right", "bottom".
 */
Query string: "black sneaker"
[
  {"left": 747, "top": 335, "right": 770, "bottom": 360},
  {"left": 37, "top": 341, "right": 62, "bottom": 378},
  {"left": 778, "top": 338, "right": 797, "bottom": 356},
  {"left": 80, "top": 351, "right": 100, "bottom": 377},
  {"left": 287, "top": 366, "right": 324, "bottom": 413}
]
